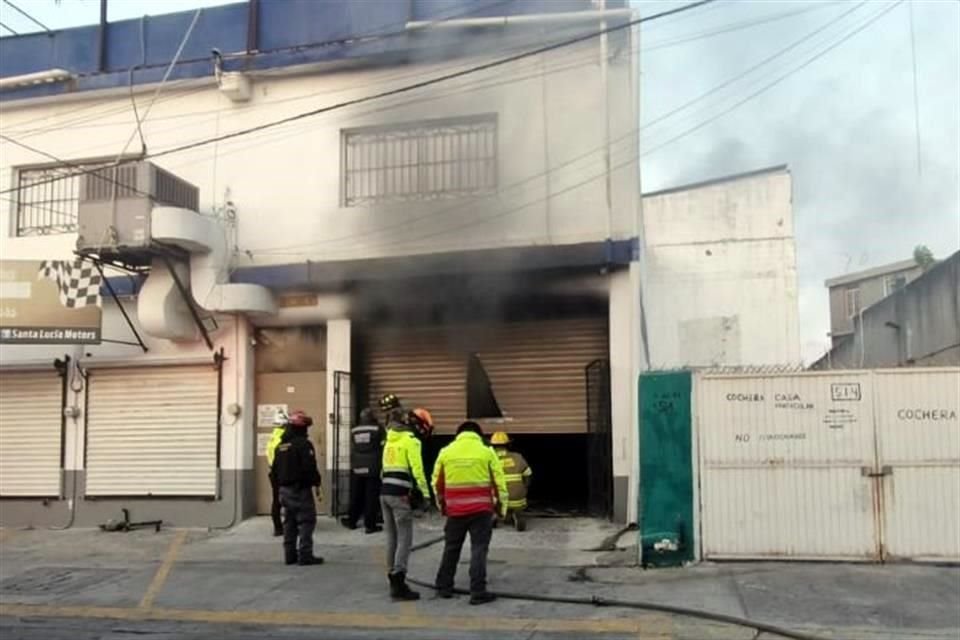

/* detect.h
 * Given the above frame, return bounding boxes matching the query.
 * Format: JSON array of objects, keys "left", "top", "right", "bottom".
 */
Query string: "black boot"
[
  {"left": 284, "top": 549, "right": 297, "bottom": 566},
  {"left": 298, "top": 553, "right": 324, "bottom": 566},
  {"left": 391, "top": 572, "right": 420, "bottom": 601},
  {"left": 469, "top": 592, "right": 497, "bottom": 605}
]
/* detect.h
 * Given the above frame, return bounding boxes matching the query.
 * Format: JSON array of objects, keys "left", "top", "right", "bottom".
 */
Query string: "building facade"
[
  {"left": 825, "top": 259, "right": 924, "bottom": 347},
  {"left": 0, "top": 0, "right": 800, "bottom": 528},
  {"left": 814, "top": 251, "right": 960, "bottom": 370}
]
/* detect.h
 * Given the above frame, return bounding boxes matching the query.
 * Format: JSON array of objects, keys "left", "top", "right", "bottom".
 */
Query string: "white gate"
[{"left": 697, "top": 367, "right": 960, "bottom": 562}]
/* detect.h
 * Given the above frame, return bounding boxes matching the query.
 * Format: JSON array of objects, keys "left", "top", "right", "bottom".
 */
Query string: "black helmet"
[
  {"left": 358, "top": 407, "right": 377, "bottom": 425},
  {"left": 379, "top": 393, "right": 401, "bottom": 412}
]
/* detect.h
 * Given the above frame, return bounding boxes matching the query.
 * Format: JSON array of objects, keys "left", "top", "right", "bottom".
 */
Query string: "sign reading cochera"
[{"left": 0, "top": 259, "right": 102, "bottom": 344}]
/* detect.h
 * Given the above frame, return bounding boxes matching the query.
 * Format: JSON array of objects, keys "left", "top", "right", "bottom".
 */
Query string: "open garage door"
[
  {"left": 86, "top": 365, "right": 219, "bottom": 497},
  {"left": 0, "top": 370, "right": 64, "bottom": 497}
]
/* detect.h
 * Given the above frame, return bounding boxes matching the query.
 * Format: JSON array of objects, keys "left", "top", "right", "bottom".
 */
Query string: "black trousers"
[
  {"left": 348, "top": 473, "right": 381, "bottom": 530},
  {"left": 435, "top": 512, "right": 494, "bottom": 594},
  {"left": 269, "top": 472, "right": 282, "bottom": 533},
  {"left": 279, "top": 486, "right": 316, "bottom": 560}
]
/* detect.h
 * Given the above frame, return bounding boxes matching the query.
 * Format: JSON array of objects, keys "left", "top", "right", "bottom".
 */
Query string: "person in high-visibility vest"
[
  {"left": 380, "top": 406, "right": 432, "bottom": 601},
  {"left": 490, "top": 431, "right": 532, "bottom": 532},
  {"left": 265, "top": 414, "right": 288, "bottom": 537},
  {"left": 432, "top": 421, "right": 508, "bottom": 605}
]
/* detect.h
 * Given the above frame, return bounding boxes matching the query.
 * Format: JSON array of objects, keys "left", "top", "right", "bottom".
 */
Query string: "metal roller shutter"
[
  {"left": 475, "top": 317, "right": 608, "bottom": 434},
  {"left": 0, "top": 371, "right": 63, "bottom": 497},
  {"left": 86, "top": 366, "right": 219, "bottom": 496},
  {"left": 364, "top": 317, "right": 607, "bottom": 434},
  {"left": 366, "top": 327, "right": 467, "bottom": 433}
]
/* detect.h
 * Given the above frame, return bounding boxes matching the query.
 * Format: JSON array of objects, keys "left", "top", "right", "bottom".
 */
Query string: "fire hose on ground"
[{"left": 404, "top": 534, "right": 833, "bottom": 640}]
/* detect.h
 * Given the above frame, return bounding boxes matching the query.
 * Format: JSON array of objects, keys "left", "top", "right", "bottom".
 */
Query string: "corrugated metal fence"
[{"left": 695, "top": 367, "right": 959, "bottom": 562}]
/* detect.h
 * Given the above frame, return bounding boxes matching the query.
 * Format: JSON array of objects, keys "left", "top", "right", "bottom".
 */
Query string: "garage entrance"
[{"left": 357, "top": 315, "right": 613, "bottom": 517}]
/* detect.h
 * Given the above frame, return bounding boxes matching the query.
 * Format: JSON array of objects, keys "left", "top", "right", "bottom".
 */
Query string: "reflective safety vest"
[
  {"left": 265, "top": 426, "right": 285, "bottom": 468},
  {"left": 350, "top": 422, "right": 384, "bottom": 476},
  {"left": 496, "top": 448, "right": 532, "bottom": 510},
  {"left": 381, "top": 427, "right": 430, "bottom": 498},
  {"left": 433, "top": 431, "right": 508, "bottom": 517}
]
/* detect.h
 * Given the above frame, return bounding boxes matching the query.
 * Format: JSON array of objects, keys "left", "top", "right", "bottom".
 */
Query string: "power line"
[
  {"left": 1, "top": 0, "right": 51, "bottom": 33},
  {"left": 255, "top": 0, "right": 902, "bottom": 256},
  {"left": 0, "top": 0, "right": 717, "bottom": 197},
  {"left": 907, "top": 0, "right": 922, "bottom": 175},
  {"left": 641, "top": 0, "right": 903, "bottom": 158},
  {"left": 2, "top": 0, "right": 514, "bottom": 138},
  {"left": 0, "top": 19, "right": 18, "bottom": 35}
]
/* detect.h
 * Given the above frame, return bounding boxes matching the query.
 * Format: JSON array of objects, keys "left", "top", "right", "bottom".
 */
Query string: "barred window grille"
[
  {"left": 343, "top": 115, "right": 497, "bottom": 207},
  {"left": 14, "top": 165, "right": 91, "bottom": 236}
]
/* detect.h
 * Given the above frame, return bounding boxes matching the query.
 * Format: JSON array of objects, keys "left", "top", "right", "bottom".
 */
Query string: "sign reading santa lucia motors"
[{"left": 0, "top": 259, "right": 102, "bottom": 344}]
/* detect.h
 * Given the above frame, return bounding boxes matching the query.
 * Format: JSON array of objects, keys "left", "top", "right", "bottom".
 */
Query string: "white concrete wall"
[
  {"left": 324, "top": 318, "right": 351, "bottom": 472},
  {"left": 0, "top": 35, "right": 637, "bottom": 266},
  {"left": 642, "top": 169, "right": 801, "bottom": 367}
]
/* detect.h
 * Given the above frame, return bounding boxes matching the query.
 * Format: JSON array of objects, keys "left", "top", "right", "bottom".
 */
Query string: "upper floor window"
[
  {"left": 845, "top": 287, "right": 861, "bottom": 319},
  {"left": 884, "top": 273, "right": 907, "bottom": 296},
  {"left": 342, "top": 115, "right": 497, "bottom": 207},
  {"left": 13, "top": 162, "right": 101, "bottom": 237}
]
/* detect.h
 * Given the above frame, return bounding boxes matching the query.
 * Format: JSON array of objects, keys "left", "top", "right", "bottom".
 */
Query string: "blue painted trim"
[
  {"left": 232, "top": 239, "right": 637, "bottom": 290},
  {"left": 1, "top": 0, "right": 626, "bottom": 103},
  {"left": 101, "top": 275, "right": 144, "bottom": 298}
]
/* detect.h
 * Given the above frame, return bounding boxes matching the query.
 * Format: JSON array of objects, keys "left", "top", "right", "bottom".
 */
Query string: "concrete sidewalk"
[{"left": 1, "top": 517, "right": 958, "bottom": 640}]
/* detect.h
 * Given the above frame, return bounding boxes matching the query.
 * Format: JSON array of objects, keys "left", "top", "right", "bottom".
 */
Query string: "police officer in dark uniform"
[
  {"left": 271, "top": 410, "right": 324, "bottom": 566},
  {"left": 340, "top": 407, "right": 385, "bottom": 533}
]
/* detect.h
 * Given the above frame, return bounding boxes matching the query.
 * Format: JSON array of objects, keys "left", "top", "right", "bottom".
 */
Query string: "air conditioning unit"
[{"left": 76, "top": 162, "right": 199, "bottom": 254}]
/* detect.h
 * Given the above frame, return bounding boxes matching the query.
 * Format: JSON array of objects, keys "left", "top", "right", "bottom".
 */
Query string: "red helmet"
[
  {"left": 286, "top": 410, "right": 313, "bottom": 429},
  {"left": 410, "top": 408, "right": 434, "bottom": 439}
]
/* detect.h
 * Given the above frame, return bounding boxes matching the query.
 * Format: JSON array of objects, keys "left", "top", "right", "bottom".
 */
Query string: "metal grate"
[
  {"left": 343, "top": 115, "right": 497, "bottom": 206},
  {"left": 14, "top": 166, "right": 87, "bottom": 236}
]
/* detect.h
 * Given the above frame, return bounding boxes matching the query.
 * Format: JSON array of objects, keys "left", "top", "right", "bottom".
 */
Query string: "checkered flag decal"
[{"left": 37, "top": 260, "right": 102, "bottom": 309}]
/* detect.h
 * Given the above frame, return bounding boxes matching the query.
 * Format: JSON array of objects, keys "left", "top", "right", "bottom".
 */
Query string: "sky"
[{"left": 1, "top": 0, "right": 958, "bottom": 364}]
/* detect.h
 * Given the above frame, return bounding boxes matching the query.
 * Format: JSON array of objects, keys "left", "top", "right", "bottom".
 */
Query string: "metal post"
[
  {"left": 161, "top": 253, "right": 214, "bottom": 351},
  {"left": 93, "top": 260, "right": 149, "bottom": 353}
]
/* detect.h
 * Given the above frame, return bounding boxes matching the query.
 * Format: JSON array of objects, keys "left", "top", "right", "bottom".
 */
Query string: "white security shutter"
[
  {"left": 0, "top": 371, "right": 63, "bottom": 497},
  {"left": 86, "top": 366, "right": 218, "bottom": 496}
]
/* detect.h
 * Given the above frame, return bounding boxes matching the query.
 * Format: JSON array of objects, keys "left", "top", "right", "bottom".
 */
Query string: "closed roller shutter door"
[
  {"left": 0, "top": 371, "right": 63, "bottom": 497},
  {"left": 366, "top": 327, "right": 466, "bottom": 433},
  {"left": 86, "top": 366, "right": 218, "bottom": 496},
  {"left": 364, "top": 317, "right": 607, "bottom": 434}
]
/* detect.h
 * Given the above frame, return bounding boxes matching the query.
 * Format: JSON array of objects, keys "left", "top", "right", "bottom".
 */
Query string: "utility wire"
[
  {"left": 0, "top": 19, "right": 18, "bottom": 35},
  {"left": 642, "top": 0, "right": 903, "bottom": 158},
  {"left": 0, "top": 0, "right": 717, "bottom": 197},
  {"left": 253, "top": 1, "right": 875, "bottom": 255},
  {"left": 907, "top": 0, "right": 922, "bottom": 175},
  {"left": 1, "top": 0, "right": 50, "bottom": 33},
  {"left": 3, "top": 0, "right": 513, "bottom": 137}
]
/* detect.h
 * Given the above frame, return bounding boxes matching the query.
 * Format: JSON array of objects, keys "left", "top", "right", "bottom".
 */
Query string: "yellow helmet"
[{"left": 490, "top": 431, "right": 510, "bottom": 446}]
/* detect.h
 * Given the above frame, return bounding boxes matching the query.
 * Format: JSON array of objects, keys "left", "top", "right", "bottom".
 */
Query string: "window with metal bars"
[
  {"left": 342, "top": 115, "right": 497, "bottom": 207},
  {"left": 13, "top": 164, "right": 98, "bottom": 237}
]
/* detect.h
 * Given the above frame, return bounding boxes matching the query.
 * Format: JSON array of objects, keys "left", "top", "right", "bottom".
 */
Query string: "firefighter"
[
  {"left": 340, "top": 408, "right": 385, "bottom": 533},
  {"left": 271, "top": 410, "right": 324, "bottom": 566},
  {"left": 265, "top": 413, "right": 288, "bottom": 537},
  {"left": 380, "top": 406, "right": 432, "bottom": 601},
  {"left": 490, "top": 431, "right": 533, "bottom": 531},
  {"left": 432, "top": 421, "right": 508, "bottom": 605}
]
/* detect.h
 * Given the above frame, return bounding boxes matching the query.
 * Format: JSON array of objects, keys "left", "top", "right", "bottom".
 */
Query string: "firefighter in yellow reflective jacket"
[
  {"left": 380, "top": 407, "right": 431, "bottom": 601},
  {"left": 490, "top": 431, "right": 532, "bottom": 531},
  {"left": 265, "top": 415, "right": 288, "bottom": 537}
]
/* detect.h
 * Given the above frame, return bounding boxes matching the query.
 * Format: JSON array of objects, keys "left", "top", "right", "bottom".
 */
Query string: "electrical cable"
[
  {"left": 0, "top": 19, "right": 18, "bottom": 35},
  {"left": 248, "top": 1, "right": 874, "bottom": 256},
  {"left": 263, "top": 1, "right": 902, "bottom": 258},
  {"left": 1, "top": 0, "right": 514, "bottom": 138},
  {"left": 403, "top": 534, "right": 830, "bottom": 640},
  {"left": 907, "top": 0, "right": 922, "bottom": 175},
  {"left": 641, "top": 0, "right": 903, "bottom": 158},
  {"left": 642, "top": 0, "right": 841, "bottom": 52},
  {"left": 0, "top": 0, "right": 717, "bottom": 197},
  {"left": 1, "top": 0, "right": 50, "bottom": 33}
]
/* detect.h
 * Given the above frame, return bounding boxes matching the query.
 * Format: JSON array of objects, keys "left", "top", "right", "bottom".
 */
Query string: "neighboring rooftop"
[
  {"left": 825, "top": 259, "right": 920, "bottom": 288},
  {"left": 642, "top": 164, "right": 789, "bottom": 199}
]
